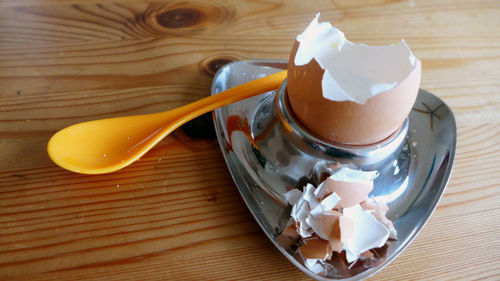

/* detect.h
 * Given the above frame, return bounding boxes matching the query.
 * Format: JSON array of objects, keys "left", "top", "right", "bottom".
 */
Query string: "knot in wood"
[
  {"left": 200, "top": 56, "right": 238, "bottom": 76},
  {"left": 156, "top": 8, "right": 202, "bottom": 28}
]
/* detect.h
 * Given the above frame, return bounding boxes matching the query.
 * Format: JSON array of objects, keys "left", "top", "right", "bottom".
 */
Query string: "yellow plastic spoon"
[{"left": 48, "top": 70, "right": 287, "bottom": 174}]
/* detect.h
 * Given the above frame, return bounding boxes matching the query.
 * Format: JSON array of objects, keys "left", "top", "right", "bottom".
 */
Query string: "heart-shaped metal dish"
[{"left": 211, "top": 60, "right": 456, "bottom": 280}]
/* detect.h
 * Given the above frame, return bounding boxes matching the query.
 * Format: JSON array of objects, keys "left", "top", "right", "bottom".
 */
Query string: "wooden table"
[{"left": 1, "top": 0, "right": 499, "bottom": 280}]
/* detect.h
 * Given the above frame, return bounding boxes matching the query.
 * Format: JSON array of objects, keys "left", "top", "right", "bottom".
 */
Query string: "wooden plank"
[{"left": 0, "top": 0, "right": 499, "bottom": 280}]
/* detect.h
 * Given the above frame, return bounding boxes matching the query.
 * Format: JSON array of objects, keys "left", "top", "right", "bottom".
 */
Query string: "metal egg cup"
[{"left": 211, "top": 60, "right": 456, "bottom": 280}]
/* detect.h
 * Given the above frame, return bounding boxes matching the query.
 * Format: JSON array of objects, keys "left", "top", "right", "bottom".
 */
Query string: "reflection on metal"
[{"left": 413, "top": 102, "right": 445, "bottom": 130}]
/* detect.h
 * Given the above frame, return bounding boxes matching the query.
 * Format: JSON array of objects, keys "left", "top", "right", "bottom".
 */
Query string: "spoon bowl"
[{"left": 47, "top": 70, "right": 287, "bottom": 174}]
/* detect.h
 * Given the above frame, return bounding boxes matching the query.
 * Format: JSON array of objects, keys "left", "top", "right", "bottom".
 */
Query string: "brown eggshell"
[
  {"left": 276, "top": 233, "right": 297, "bottom": 250},
  {"left": 339, "top": 216, "right": 355, "bottom": 241},
  {"left": 360, "top": 199, "right": 388, "bottom": 214},
  {"left": 324, "top": 178, "right": 373, "bottom": 208},
  {"left": 321, "top": 210, "right": 343, "bottom": 252},
  {"left": 299, "top": 237, "right": 332, "bottom": 260},
  {"left": 282, "top": 221, "right": 299, "bottom": 240},
  {"left": 361, "top": 250, "right": 374, "bottom": 259},
  {"left": 361, "top": 200, "right": 397, "bottom": 239},
  {"left": 287, "top": 40, "right": 422, "bottom": 145}
]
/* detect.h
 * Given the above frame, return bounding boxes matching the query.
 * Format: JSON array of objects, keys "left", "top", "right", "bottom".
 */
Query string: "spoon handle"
[
  {"left": 159, "top": 70, "right": 287, "bottom": 132},
  {"left": 47, "top": 69, "right": 287, "bottom": 175}
]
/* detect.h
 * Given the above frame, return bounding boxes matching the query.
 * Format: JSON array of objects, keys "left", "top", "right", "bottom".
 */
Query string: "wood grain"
[{"left": 0, "top": 0, "right": 499, "bottom": 280}]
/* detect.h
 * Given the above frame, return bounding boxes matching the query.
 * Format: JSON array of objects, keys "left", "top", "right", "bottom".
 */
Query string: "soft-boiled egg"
[{"left": 287, "top": 14, "right": 421, "bottom": 145}]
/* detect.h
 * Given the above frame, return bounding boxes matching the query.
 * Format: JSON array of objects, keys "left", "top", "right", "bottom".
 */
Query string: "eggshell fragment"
[
  {"left": 329, "top": 166, "right": 378, "bottom": 182},
  {"left": 305, "top": 259, "right": 325, "bottom": 274},
  {"left": 339, "top": 215, "right": 355, "bottom": 242},
  {"left": 282, "top": 219, "right": 300, "bottom": 240},
  {"left": 306, "top": 192, "right": 341, "bottom": 240},
  {"left": 342, "top": 205, "right": 390, "bottom": 263},
  {"left": 277, "top": 226, "right": 299, "bottom": 249},
  {"left": 361, "top": 198, "right": 397, "bottom": 239},
  {"left": 360, "top": 198, "right": 388, "bottom": 213},
  {"left": 292, "top": 199, "right": 314, "bottom": 238},
  {"left": 361, "top": 251, "right": 374, "bottom": 259},
  {"left": 321, "top": 192, "right": 341, "bottom": 210},
  {"left": 285, "top": 188, "right": 302, "bottom": 205},
  {"left": 314, "top": 179, "right": 329, "bottom": 199},
  {"left": 299, "top": 237, "right": 332, "bottom": 260},
  {"left": 324, "top": 178, "right": 373, "bottom": 208},
  {"left": 306, "top": 214, "right": 327, "bottom": 240},
  {"left": 321, "top": 210, "right": 343, "bottom": 252}
]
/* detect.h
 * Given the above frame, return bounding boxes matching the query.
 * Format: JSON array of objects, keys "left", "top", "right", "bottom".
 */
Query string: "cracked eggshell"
[
  {"left": 342, "top": 205, "right": 390, "bottom": 263},
  {"left": 361, "top": 250, "right": 374, "bottom": 259},
  {"left": 321, "top": 210, "right": 343, "bottom": 252},
  {"left": 299, "top": 237, "right": 332, "bottom": 260},
  {"left": 285, "top": 189, "right": 302, "bottom": 205},
  {"left": 282, "top": 219, "right": 300, "bottom": 240},
  {"left": 361, "top": 198, "right": 397, "bottom": 239},
  {"left": 287, "top": 18, "right": 421, "bottom": 145},
  {"left": 323, "top": 178, "right": 373, "bottom": 208},
  {"left": 339, "top": 215, "right": 355, "bottom": 242}
]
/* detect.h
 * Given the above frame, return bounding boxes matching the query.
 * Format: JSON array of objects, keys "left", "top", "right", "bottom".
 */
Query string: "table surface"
[{"left": 1, "top": 0, "right": 499, "bottom": 280}]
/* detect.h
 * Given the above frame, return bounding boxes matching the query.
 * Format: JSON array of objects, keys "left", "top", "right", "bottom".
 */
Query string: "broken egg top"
[{"left": 294, "top": 13, "right": 418, "bottom": 104}]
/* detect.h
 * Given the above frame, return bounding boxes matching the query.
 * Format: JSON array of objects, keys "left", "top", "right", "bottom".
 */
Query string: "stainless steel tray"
[{"left": 211, "top": 60, "right": 456, "bottom": 280}]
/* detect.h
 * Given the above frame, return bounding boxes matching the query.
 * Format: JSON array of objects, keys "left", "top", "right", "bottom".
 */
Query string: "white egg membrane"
[{"left": 294, "top": 13, "right": 417, "bottom": 104}]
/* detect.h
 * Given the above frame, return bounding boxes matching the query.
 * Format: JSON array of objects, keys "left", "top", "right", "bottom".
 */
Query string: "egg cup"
[{"left": 212, "top": 60, "right": 456, "bottom": 280}]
